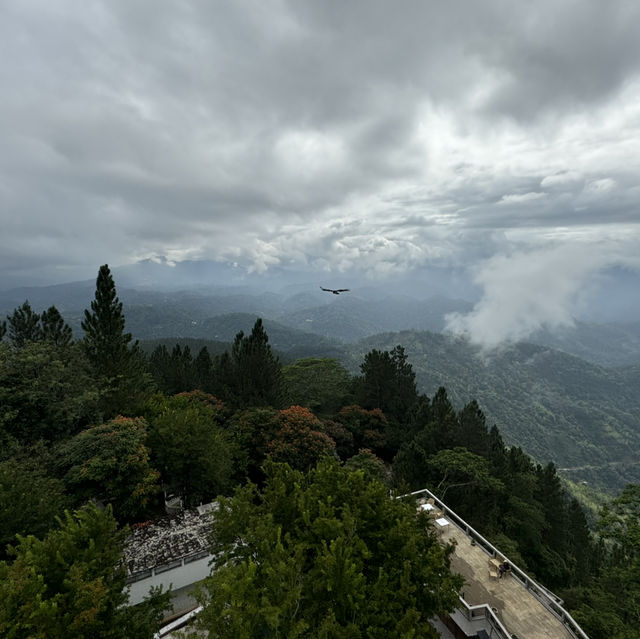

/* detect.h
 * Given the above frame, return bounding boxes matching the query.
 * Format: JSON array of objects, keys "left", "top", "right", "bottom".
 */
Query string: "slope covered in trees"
[{"left": 344, "top": 331, "right": 640, "bottom": 494}]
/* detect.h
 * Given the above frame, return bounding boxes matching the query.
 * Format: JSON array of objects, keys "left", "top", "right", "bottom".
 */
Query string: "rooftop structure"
[
  {"left": 124, "top": 504, "right": 216, "bottom": 611},
  {"left": 410, "top": 488, "right": 590, "bottom": 639},
  {"left": 132, "top": 494, "right": 591, "bottom": 639},
  {"left": 125, "top": 504, "right": 215, "bottom": 579}
]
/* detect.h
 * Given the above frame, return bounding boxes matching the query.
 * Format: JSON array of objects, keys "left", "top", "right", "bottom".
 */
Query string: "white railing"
[
  {"left": 403, "top": 487, "right": 591, "bottom": 639},
  {"left": 154, "top": 606, "right": 203, "bottom": 638},
  {"left": 126, "top": 549, "right": 210, "bottom": 584},
  {"left": 460, "top": 599, "right": 513, "bottom": 639}
]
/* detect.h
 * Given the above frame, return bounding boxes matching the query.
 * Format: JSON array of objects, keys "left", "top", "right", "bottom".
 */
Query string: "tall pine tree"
[
  {"left": 216, "top": 318, "right": 284, "bottom": 407},
  {"left": 356, "top": 345, "right": 418, "bottom": 423},
  {"left": 40, "top": 306, "right": 73, "bottom": 347},
  {"left": 7, "top": 300, "right": 42, "bottom": 347},
  {"left": 82, "top": 264, "right": 152, "bottom": 416}
]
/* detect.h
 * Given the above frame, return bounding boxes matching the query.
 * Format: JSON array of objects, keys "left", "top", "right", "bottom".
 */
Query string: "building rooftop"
[
  {"left": 124, "top": 504, "right": 216, "bottom": 577},
  {"left": 413, "top": 490, "right": 589, "bottom": 639}
]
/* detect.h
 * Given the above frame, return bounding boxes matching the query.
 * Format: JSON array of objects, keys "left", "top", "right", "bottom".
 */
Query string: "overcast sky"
[{"left": 2, "top": 1, "right": 640, "bottom": 343}]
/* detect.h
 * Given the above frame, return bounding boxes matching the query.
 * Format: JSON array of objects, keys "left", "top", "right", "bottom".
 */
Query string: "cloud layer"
[{"left": 1, "top": 0, "right": 640, "bottom": 342}]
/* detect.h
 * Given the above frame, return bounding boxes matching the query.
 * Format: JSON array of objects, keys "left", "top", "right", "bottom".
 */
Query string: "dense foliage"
[
  {"left": 346, "top": 331, "right": 640, "bottom": 494},
  {"left": 194, "top": 458, "right": 462, "bottom": 638},
  {"left": 55, "top": 416, "right": 160, "bottom": 521},
  {"left": 0, "top": 503, "right": 168, "bottom": 639},
  {"left": 143, "top": 391, "right": 239, "bottom": 507},
  {"left": 1, "top": 266, "right": 639, "bottom": 638}
]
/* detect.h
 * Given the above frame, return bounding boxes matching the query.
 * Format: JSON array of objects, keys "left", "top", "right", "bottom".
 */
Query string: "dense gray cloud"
[{"left": 1, "top": 0, "right": 639, "bottom": 342}]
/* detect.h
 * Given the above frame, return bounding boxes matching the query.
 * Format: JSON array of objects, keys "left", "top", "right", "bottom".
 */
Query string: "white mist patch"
[{"left": 445, "top": 245, "right": 615, "bottom": 348}]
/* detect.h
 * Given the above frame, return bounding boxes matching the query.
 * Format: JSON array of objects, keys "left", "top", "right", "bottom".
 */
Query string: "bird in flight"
[{"left": 320, "top": 286, "right": 350, "bottom": 295}]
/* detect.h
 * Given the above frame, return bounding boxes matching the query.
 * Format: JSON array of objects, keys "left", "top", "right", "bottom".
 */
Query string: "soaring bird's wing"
[{"left": 320, "top": 286, "right": 350, "bottom": 294}]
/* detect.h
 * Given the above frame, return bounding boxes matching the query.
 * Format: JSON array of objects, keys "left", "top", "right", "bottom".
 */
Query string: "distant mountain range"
[{"left": 3, "top": 279, "right": 640, "bottom": 366}]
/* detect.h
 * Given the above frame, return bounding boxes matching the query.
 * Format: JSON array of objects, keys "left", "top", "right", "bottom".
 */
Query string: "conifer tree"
[
  {"left": 356, "top": 345, "right": 418, "bottom": 423},
  {"left": 218, "top": 318, "right": 284, "bottom": 407},
  {"left": 196, "top": 458, "right": 462, "bottom": 637},
  {"left": 148, "top": 344, "right": 171, "bottom": 390},
  {"left": 82, "top": 264, "right": 151, "bottom": 416},
  {"left": 82, "top": 265, "right": 131, "bottom": 364},
  {"left": 0, "top": 320, "right": 5, "bottom": 341},
  {"left": 194, "top": 346, "right": 213, "bottom": 390},
  {"left": 40, "top": 306, "right": 73, "bottom": 347},
  {"left": 7, "top": 300, "right": 41, "bottom": 347}
]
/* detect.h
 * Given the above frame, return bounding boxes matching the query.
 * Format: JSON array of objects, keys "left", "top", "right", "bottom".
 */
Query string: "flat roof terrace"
[{"left": 411, "top": 490, "right": 589, "bottom": 639}]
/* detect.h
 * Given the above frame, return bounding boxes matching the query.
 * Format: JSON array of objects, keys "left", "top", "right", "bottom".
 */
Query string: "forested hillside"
[
  {"left": 1, "top": 266, "right": 639, "bottom": 638},
  {"left": 344, "top": 332, "right": 640, "bottom": 495}
]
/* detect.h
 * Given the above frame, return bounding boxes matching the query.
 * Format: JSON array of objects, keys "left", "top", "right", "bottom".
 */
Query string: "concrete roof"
[{"left": 124, "top": 504, "right": 216, "bottom": 576}]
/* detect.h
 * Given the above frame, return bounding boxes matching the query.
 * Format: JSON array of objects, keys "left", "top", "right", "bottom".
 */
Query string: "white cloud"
[
  {"left": 1, "top": 0, "right": 640, "bottom": 296},
  {"left": 540, "top": 171, "right": 583, "bottom": 188},
  {"left": 445, "top": 242, "right": 640, "bottom": 347},
  {"left": 498, "top": 192, "right": 546, "bottom": 205}
]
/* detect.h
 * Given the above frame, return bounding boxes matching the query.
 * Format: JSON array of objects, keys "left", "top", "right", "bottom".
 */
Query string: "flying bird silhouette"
[{"left": 320, "top": 286, "right": 350, "bottom": 295}]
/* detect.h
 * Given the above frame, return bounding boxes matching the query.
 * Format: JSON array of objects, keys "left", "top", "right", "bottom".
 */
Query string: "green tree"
[
  {"left": 40, "top": 306, "right": 73, "bottom": 346},
  {"left": 7, "top": 300, "right": 42, "bottom": 347},
  {"left": 0, "top": 458, "right": 70, "bottom": 556},
  {"left": 227, "top": 406, "right": 279, "bottom": 482},
  {"left": 0, "top": 319, "right": 6, "bottom": 341},
  {"left": 283, "top": 357, "right": 353, "bottom": 415},
  {"left": 427, "top": 447, "right": 503, "bottom": 502},
  {"left": 82, "top": 264, "right": 153, "bottom": 416},
  {"left": 55, "top": 416, "right": 160, "bottom": 521},
  {"left": 356, "top": 345, "right": 418, "bottom": 423},
  {"left": 0, "top": 502, "right": 168, "bottom": 639},
  {"left": 345, "top": 449, "right": 389, "bottom": 486},
  {"left": 455, "top": 400, "right": 491, "bottom": 457},
  {"left": 145, "top": 392, "right": 238, "bottom": 506},
  {"left": 564, "top": 485, "right": 640, "bottom": 639},
  {"left": 195, "top": 457, "right": 462, "bottom": 638},
  {"left": 193, "top": 346, "right": 213, "bottom": 390},
  {"left": 0, "top": 341, "right": 100, "bottom": 443},
  {"left": 216, "top": 318, "right": 284, "bottom": 407},
  {"left": 596, "top": 484, "right": 640, "bottom": 636}
]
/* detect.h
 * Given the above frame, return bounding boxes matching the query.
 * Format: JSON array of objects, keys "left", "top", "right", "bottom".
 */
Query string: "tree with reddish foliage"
[
  {"left": 267, "top": 406, "right": 336, "bottom": 471},
  {"left": 334, "top": 405, "right": 388, "bottom": 458},
  {"left": 318, "top": 418, "right": 354, "bottom": 460}
]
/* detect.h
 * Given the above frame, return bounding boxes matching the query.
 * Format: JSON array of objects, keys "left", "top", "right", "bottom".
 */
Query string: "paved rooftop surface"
[
  {"left": 124, "top": 503, "right": 215, "bottom": 576},
  {"left": 435, "top": 513, "right": 576, "bottom": 639}
]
